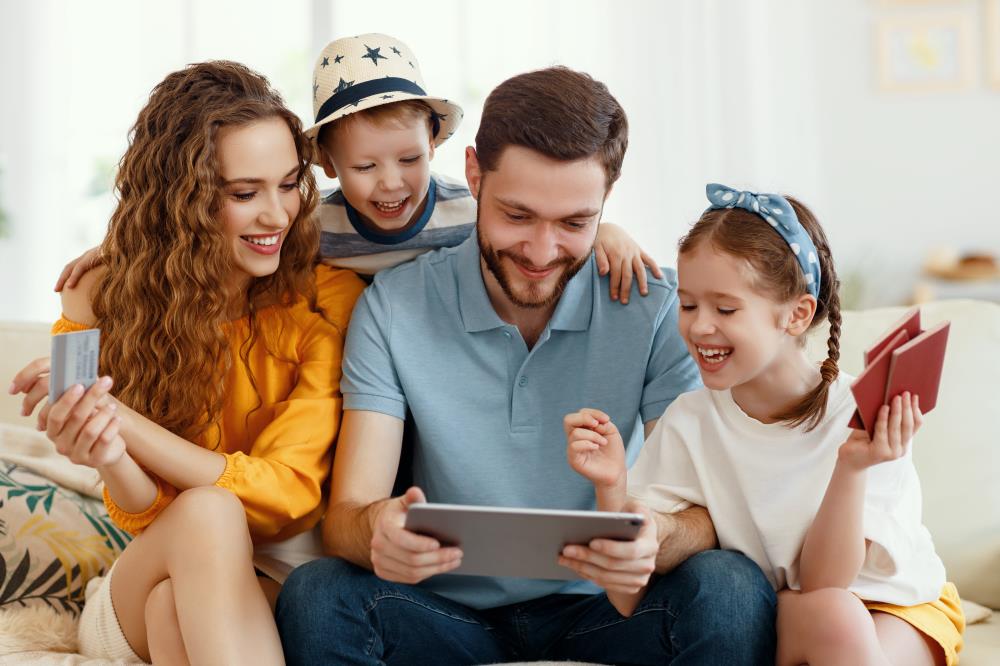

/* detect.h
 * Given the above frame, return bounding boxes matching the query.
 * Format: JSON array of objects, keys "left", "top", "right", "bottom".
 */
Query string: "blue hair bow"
[{"left": 705, "top": 183, "right": 821, "bottom": 298}]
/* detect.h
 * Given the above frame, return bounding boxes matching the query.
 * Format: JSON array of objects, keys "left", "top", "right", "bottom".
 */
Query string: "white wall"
[
  {"left": 808, "top": 0, "right": 1000, "bottom": 305},
  {"left": 1, "top": 0, "right": 998, "bottom": 322}
]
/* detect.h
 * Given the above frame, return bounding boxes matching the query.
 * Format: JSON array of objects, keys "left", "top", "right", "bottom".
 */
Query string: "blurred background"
[{"left": 2, "top": 0, "right": 999, "bottom": 322}]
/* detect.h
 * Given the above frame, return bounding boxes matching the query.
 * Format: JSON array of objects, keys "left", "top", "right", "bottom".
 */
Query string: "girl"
[
  {"left": 9, "top": 61, "right": 365, "bottom": 664},
  {"left": 564, "top": 184, "right": 964, "bottom": 665}
]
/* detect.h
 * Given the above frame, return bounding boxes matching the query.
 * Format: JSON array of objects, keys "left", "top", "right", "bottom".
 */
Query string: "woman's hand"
[
  {"left": 594, "top": 223, "right": 663, "bottom": 304},
  {"left": 45, "top": 376, "right": 125, "bottom": 469},
  {"left": 839, "top": 392, "right": 922, "bottom": 471}
]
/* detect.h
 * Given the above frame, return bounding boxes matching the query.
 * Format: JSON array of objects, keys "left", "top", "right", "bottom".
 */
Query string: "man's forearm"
[
  {"left": 322, "top": 498, "right": 390, "bottom": 570},
  {"left": 653, "top": 505, "right": 717, "bottom": 574}
]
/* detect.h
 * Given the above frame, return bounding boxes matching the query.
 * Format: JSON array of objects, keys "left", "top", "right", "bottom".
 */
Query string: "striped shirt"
[{"left": 319, "top": 172, "right": 476, "bottom": 276}]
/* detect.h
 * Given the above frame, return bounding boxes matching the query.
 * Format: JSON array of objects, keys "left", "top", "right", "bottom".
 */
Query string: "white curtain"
[{"left": 2, "top": 0, "right": 998, "bottom": 322}]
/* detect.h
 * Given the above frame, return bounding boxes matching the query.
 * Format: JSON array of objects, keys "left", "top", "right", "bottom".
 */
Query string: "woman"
[{"left": 10, "top": 61, "right": 364, "bottom": 664}]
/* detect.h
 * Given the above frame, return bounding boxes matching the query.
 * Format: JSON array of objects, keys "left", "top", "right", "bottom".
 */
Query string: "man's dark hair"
[{"left": 474, "top": 66, "right": 628, "bottom": 190}]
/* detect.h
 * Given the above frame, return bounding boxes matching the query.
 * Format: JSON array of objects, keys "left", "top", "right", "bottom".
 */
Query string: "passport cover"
[{"left": 848, "top": 309, "right": 949, "bottom": 437}]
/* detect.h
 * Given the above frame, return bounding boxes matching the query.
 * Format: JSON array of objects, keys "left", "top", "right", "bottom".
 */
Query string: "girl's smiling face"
[{"left": 677, "top": 241, "right": 803, "bottom": 392}]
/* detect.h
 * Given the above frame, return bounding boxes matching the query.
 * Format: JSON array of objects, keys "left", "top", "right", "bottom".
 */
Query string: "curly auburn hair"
[
  {"left": 92, "top": 61, "right": 321, "bottom": 443},
  {"left": 678, "top": 197, "right": 842, "bottom": 432}
]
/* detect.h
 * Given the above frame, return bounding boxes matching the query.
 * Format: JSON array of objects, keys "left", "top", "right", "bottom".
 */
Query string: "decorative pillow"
[{"left": 0, "top": 461, "right": 130, "bottom": 616}]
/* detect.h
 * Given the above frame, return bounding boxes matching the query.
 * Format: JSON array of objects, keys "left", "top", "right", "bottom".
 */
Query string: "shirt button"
[
  {"left": 503, "top": 331, "right": 512, "bottom": 339},
  {"left": 518, "top": 376, "right": 528, "bottom": 387}
]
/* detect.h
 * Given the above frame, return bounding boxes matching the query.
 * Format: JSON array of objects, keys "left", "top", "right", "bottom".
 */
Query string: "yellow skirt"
[{"left": 865, "top": 582, "right": 965, "bottom": 666}]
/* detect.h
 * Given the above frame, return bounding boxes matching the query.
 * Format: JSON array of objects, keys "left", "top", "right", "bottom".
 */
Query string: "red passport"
[{"left": 848, "top": 308, "right": 950, "bottom": 437}]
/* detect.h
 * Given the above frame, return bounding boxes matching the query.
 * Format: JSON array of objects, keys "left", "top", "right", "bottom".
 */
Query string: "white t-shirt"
[{"left": 628, "top": 375, "right": 945, "bottom": 606}]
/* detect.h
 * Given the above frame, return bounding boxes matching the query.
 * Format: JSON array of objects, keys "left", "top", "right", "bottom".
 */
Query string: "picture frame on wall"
[
  {"left": 987, "top": 0, "right": 1000, "bottom": 89},
  {"left": 875, "top": 13, "right": 976, "bottom": 92}
]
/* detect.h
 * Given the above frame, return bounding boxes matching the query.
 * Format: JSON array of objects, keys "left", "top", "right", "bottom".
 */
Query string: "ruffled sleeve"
[{"left": 212, "top": 266, "right": 366, "bottom": 540}]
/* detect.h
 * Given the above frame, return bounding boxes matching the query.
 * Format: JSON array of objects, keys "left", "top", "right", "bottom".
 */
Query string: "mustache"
[{"left": 496, "top": 249, "right": 574, "bottom": 272}]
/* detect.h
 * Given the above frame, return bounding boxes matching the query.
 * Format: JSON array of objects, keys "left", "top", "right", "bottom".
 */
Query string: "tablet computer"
[{"left": 404, "top": 503, "right": 645, "bottom": 580}]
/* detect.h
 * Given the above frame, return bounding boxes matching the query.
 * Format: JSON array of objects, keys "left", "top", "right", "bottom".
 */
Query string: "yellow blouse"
[{"left": 52, "top": 265, "right": 366, "bottom": 543}]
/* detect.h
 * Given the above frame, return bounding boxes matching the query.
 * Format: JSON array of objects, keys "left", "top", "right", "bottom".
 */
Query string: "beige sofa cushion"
[{"left": 807, "top": 300, "right": 1000, "bottom": 609}]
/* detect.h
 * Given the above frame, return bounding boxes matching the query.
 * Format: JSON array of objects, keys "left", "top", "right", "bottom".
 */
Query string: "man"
[{"left": 276, "top": 66, "right": 776, "bottom": 665}]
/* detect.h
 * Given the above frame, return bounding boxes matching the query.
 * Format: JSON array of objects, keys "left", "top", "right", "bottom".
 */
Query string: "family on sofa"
[{"left": 6, "top": 33, "right": 965, "bottom": 665}]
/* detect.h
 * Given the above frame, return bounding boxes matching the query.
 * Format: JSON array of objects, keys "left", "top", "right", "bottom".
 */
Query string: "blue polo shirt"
[{"left": 341, "top": 234, "right": 701, "bottom": 609}]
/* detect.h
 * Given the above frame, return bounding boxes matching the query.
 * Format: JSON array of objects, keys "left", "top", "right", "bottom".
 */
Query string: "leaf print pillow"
[{"left": 0, "top": 462, "right": 130, "bottom": 616}]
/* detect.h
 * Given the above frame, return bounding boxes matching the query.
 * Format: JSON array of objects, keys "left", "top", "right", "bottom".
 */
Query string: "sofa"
[{"left": 0, "top": 299, "right": 997, "bottom": 664}]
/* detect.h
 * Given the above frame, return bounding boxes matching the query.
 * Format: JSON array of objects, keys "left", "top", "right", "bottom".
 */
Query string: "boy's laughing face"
[{"left": 319, "top": 113, "right": 435, "bottom": 232}]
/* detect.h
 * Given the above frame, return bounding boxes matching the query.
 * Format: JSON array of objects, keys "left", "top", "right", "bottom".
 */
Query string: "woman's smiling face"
[{"left": 217, "top": 116, "right": 302, "bottom": 289}]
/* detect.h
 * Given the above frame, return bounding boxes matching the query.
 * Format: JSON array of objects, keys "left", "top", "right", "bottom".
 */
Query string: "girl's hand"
[
  {"left": 594, "top": 223, "right": 663, "bottom": 305},
  {"left": 45, "top": 376, "right": 126, "bottom": 469},
  {"left": 564, "top": 408, "right": 626, "bottom": 488},
  {"left": 839, "top": 393, "right": 922, "bottom": 471},
  {"left": 54, "top": 246, "right": 103, "bottom": 292}
]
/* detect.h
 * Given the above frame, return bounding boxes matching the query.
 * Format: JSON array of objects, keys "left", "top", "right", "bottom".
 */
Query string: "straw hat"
[{"left": 306, "top": 33, "right": 463, "bottom": 147}]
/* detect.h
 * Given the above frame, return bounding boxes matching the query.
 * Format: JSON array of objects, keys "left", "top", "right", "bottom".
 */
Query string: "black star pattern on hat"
[
  {"left": 350, "top": 96, "right": 366, "bottom": 108},
  {"left": 321, "top": 57, "right": 330, "bottom": 68},
  {"left": 362, "top": 45, "right": 388, "bottom": 66},
  {"left": 313, "top": 82, "right": 319, "bottom": 99},
  {"left": 334, "top": 54, "right": 344, "bottom": 64},
  {"left": 382, "top": 95, "right": 394, "bottom": 99},
  {"left": 334, "top": 77, "right": 354, "bottom": 93},
  {"left": 409, "top": 61, "right": 414, "bottom": 68},
  {"left": 391, "top": 46, "right": 402, "bottom": 56}
]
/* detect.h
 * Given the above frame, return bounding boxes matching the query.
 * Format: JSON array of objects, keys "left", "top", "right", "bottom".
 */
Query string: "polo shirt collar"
[
  {"left": 456, "top": 234, "right": 594, "bottom": 334},
  {"left": 548, "top": 256, "right": 594, "bottom": 332}
]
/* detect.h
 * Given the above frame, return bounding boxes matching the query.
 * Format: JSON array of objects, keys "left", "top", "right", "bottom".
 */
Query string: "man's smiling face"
[{"left": 468, "top": 145, "right": 606, "bottom": 310}]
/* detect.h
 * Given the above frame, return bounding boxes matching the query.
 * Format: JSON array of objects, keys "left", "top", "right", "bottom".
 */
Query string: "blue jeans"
[{"left": 276, "top": 550, "right": 776, "bottom": 665}]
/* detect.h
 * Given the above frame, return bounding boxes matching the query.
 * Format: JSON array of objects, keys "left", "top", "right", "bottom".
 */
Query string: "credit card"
[{"left": 49, "top": 329, "right": 100, "bottom": 403}]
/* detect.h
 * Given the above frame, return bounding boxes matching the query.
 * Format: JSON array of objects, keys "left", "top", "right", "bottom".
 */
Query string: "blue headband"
[{"left": 705, "top": 183, "right": 821, "bottom": 298}]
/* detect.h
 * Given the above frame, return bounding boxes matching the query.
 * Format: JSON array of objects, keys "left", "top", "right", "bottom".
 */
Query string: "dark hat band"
[{"left": 315, "top": 77, "right": 440, "bottom": 136}]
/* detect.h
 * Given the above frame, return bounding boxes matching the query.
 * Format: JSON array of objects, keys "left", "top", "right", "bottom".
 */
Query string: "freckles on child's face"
[
  {"left": 677, "top": 243, "right": 791, "bottom": 390},
  {"left": 325, "top": 115, "right": 434, "bottom": 233}
]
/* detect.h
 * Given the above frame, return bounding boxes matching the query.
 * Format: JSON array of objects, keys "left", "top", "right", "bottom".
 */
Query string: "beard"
[{"left": 477, "top": 220, "right": 591, "bottom": 310}]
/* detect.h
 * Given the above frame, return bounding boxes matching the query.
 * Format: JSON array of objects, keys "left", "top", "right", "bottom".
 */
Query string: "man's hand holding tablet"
[
  {"left": 557, "top": 500, "right": 658, "bottom": 595},
  {"left": 371, "top": 487, "right": 464, "bottom": 585},
  {"left": 401, "top": 499, "right": 649, "bottom": 585}
]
